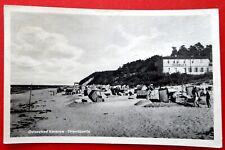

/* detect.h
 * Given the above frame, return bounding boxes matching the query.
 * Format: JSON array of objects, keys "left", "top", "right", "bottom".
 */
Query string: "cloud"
[
  {"left": 75, "top": 25, "right": 171, "bottom": 73},
  {"left": 11, "top": 26, "right": 84, "bottom": 84},
  {"left": 12, "top": 26, "right": 83, "bottom": 60},
  {"left": 97, "top": 26, "right": 167, "bottom": 69}
]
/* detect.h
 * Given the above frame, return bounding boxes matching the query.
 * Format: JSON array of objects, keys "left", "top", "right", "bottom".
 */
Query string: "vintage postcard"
[{"left": 4, "top": 5, "right": 222, "bottom": 147}]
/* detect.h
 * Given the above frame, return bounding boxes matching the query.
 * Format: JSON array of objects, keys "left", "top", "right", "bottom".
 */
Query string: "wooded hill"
[{"left": 79, "top": 43, "right": 213, "bottom": 87}]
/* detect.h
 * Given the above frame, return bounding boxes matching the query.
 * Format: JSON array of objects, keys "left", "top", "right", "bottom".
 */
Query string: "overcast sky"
[{"left": 10, "top": 10, "right": 213, "bottom": 85}]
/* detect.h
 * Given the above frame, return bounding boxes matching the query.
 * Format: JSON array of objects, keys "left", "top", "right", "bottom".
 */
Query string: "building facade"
[{"left": 159, "top": 57, "right": 212, "bottom": 75}]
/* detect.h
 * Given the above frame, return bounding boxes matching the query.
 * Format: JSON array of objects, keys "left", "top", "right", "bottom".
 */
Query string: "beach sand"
[{"left": 10, "top": 88, "right": 214, "bottom": 139}]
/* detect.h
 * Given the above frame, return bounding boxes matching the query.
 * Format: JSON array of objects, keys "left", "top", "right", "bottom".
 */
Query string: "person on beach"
[
  {"left": 205, "top": 88, "right": 211, "bottom": 108},
  {"left": 146, "top": 84, "right": 154, "bottom": 100},
  {"left": 192, "top": 87, "right": 200, "bottom": 107}
]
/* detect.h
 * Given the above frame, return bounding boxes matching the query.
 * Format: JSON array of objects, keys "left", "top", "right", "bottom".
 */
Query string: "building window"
[
  {"left": 189, "top": 68, "right": 192, "bottom": 72},
  {"left": 207, "top": 68, "right": 209, "bottom": 72},
  {"left": 173, "top": 60, "right": 175, "bottom": 64},
  {"left": 168, "top": 60, "right": 169, "bottom": 64},
  {"left": 201, "top": 68, "right": 204, "bottom": 72},
  {"left": 183, "top": 60, "right": 185, "bottom": 64},
  {"left": 175, "top": 68, "right": 177, "bottom": 72},
  {"left": 177, "top": 61, "right": 179, "bottom": 64},
  {"left": 168, "top": 68, "right": 170, "bottom": 72},
  {"left": 195, "top": 68, "right": 198, "bottom": 72},
  {"left": 184, "top": 68, "right": 187, "bottom": 73},
  {"left": 192, "top": 60, "right": 194, "bottom": 63}
]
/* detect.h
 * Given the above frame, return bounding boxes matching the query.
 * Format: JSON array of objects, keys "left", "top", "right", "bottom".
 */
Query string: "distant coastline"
[{"left": 10, "top": 84, "right": 70, "bottom": 94}]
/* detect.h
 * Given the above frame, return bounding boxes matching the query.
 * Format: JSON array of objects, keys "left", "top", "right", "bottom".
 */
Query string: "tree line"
[{"left": 170, "top": 42, "right": 212, "bottom": 61}]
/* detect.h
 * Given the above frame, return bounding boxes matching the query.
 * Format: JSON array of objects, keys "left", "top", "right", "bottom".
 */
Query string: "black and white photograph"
[{"left": 4, "top": 6, "right": 222, "bottom": 147}]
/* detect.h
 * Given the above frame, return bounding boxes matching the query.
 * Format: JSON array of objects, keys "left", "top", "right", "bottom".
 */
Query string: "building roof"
[{"left": 163, "top": 56, "right": 209, "bottom": 60}]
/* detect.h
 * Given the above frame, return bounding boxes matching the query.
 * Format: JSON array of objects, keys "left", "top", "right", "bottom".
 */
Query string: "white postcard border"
[{"left": 3, "top": 5, "right": 222, "bottom": 147}]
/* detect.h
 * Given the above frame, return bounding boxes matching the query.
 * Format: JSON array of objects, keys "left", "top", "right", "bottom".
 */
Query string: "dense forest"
[{"left": 79, "top": 42, "right": 213, "bottom": 86}]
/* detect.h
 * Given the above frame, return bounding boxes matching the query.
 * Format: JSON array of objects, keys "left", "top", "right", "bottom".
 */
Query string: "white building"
[{"left": 159, "top": 57, "right": 212, "bottom": 75}]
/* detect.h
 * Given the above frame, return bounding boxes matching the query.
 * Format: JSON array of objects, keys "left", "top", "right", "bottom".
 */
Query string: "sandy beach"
[{"left": 10, "top": 88, "right": 214, "bottom": 139}]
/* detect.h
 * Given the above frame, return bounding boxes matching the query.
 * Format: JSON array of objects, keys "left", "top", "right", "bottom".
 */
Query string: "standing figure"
[
  {"left": 206, "top": 88, "right": 211, "bottom": 108},
  {"left": 192, "top": 87, "right": 200, "bottom": 107},
  {"left": 146, "top": 84, "right": 154, "bottom": 101}
]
